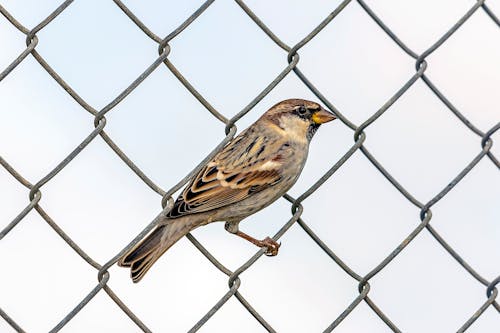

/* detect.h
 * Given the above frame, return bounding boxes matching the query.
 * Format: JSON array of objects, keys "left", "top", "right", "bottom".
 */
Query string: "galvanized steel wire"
[{"left": 1, "top": 1, "right": 499, "bottom": 332}]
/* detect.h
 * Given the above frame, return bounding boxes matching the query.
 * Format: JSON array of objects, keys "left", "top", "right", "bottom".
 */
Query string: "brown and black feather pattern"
[
  {"left": 117, "top": 99, "right": 330, "bottom": 282},
  {"left": 118, "top": 127, "right": 290, "bottom": 282}
]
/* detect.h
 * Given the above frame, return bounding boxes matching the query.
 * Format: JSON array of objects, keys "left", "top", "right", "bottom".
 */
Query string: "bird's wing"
[{"left": 166, "top": 129, "right": 292, "bottom": 219}]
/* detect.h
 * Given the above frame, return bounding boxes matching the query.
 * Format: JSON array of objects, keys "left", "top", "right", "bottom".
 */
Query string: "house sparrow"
[{"left": 118, "top": 99, "right": 336, "bottom": 282}]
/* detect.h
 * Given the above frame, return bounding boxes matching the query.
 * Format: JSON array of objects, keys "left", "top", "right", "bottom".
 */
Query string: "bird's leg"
[
  {"left": 236, "top": 232, "right": 281, "bottom": 256},
  {"left": 224, "top": 221, "right": 280, "bottom": 256}
]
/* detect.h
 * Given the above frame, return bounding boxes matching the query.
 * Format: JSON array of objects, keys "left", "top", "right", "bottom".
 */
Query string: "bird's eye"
[{"left": 297, "top": 105, "right": 308, "bottom": 115}]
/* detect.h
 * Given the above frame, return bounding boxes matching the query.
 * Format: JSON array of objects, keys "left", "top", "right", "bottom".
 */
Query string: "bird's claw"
[{"left": 262, "top": 237, "right": 280, "bottom": 256}]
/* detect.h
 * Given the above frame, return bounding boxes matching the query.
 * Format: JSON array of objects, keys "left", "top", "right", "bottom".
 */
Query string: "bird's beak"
[{"left": 311, "top": 108, "right": 336, "bottom": 124}]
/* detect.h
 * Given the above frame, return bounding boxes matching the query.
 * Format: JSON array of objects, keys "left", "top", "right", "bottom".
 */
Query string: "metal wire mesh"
[{"left": 1, "top": 1, "right": 499, "bottom": 332}]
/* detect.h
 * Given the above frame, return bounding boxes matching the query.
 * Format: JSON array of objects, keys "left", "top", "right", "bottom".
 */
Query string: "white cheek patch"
[{"left": 279, "top": 116, "right": 309, "bottom": 143}]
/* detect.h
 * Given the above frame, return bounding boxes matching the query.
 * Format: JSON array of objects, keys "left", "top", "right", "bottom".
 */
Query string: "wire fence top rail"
[{"left": 0, "top": 0, "right": 499, "bottom": 332}]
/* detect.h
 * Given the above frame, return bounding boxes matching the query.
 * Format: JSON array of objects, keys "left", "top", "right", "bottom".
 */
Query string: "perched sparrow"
[{"left": 118, "top": 99, "right": 336, "bottom": 282}]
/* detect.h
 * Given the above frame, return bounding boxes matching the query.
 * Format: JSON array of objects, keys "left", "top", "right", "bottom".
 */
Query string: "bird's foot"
[{"left": 261, "top": 236, "right": 280, "bottom": 256}]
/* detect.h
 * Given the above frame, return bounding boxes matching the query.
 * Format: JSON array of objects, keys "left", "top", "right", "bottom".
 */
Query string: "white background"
[{"left": 0, "top": 0, "right": 499, "bottom": 332}]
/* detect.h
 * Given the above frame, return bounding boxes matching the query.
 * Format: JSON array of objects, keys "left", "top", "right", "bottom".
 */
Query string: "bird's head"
[{"left": 262, "top": 99, "right": 336, "bottom": 141}]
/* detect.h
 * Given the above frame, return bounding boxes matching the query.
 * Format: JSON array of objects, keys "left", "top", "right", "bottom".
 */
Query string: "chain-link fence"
[{"left": 1, "top": 0, "right": 499, "bottom": 332}]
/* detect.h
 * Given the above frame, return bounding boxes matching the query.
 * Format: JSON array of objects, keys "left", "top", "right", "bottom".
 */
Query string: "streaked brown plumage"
[{"left": 118, "top": 99, "right": 336, "bottom": 282}]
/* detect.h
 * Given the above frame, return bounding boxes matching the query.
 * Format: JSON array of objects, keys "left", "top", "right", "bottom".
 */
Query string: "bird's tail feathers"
[{"left": 118, "top": 221, "right": 194, "bottom": 283}]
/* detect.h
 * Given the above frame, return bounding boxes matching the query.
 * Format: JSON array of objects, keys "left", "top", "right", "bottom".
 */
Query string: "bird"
[{"left": 118, "top": 99, "right": 336, "bottom": 282}]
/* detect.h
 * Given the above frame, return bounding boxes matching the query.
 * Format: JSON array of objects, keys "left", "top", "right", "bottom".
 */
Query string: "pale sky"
[{"left": 0, "top": 1, "right": 499, "bottom": 332}]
